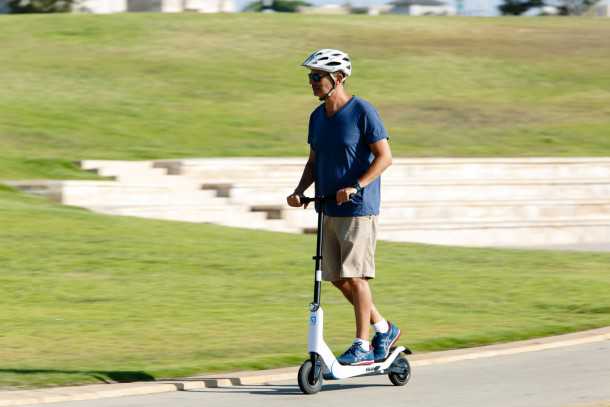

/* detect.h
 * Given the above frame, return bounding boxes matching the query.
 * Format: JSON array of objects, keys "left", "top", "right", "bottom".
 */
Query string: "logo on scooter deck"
[
  {"left": 310, "top": 315, "right": 317, "bottom": 325},
  {"left": 365, "top": 366, "right": 381, "bottom": 373}
]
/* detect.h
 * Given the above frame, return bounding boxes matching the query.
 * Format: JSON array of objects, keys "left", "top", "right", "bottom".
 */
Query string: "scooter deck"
[
  {"left": 321, "top": 346, "right": 410, "bottom": 380},
  {"left": 370, "top": 346, "right": 412, "bottom": 363}
]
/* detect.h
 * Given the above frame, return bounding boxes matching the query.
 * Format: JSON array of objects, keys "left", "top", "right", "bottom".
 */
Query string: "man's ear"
[{"left": 336, "top": 72, "right": 345, "bottom": 85}]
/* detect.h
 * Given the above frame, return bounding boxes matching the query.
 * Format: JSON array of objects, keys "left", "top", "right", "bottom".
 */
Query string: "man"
[{"left": 286, "top": 49, "right": 400, "bottom": 366}]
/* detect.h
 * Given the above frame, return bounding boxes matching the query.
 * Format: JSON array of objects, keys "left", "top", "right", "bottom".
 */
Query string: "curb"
[{"left": 1, "top": 326, "right": 609, "bottom": 406}]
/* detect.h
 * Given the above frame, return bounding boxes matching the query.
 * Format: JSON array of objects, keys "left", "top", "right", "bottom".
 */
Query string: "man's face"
[{"left": 308, "top": 69, "right": 334, "bottom": 98}]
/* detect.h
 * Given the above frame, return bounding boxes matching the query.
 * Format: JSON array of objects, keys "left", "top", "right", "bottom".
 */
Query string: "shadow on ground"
[
  {"left": 0, "top": 369, "right": 155, "bottom": 384},
  {"left": 188, "top": 383, "right": 393, "bottom": 396}
]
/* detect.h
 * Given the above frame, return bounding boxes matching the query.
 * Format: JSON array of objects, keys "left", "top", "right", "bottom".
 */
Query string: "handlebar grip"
[
  {"left": 300, "top": 195, "right": 335, "bottom": 205},
  {"left": 301, "top": 197, "right": 315, "bottom": 205}
]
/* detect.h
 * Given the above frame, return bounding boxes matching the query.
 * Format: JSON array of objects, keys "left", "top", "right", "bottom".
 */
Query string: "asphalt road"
[{"left": 35, "top": 339, "right": 610, "bottom": 407}]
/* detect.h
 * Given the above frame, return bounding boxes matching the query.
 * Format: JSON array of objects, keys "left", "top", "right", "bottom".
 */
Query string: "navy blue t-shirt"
[{"left": 307, "top": 96, "right": 389, "bottom": 217}]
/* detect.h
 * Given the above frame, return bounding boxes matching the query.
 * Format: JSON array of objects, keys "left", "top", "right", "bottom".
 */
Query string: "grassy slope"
[
  {"left": 1, "top": 14, "right": 610, "bottom": 180},
  {"left": 1, "top": 185, "right": 610, "bottom": 388},
  {"left": 2, "top": 14, "right": 610, "bottom": 389}
]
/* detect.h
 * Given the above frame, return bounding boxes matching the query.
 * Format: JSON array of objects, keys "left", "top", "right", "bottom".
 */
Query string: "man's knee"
[
  {"left": 332, "top": 279, "right": 350, "bottom": 291},
  {"left": 343, "top": 277, "right": 369, "bottom": 289}
]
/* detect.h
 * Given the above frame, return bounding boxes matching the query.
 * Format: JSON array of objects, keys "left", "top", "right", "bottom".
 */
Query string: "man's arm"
[
  {"left": 336, "top": 138, "right": 392, "bottom": 205},
  {"left": 287, "top": 149, "right": 316, "bottom": 207},
  {"left": 293, "top": 148, "right": 316, "bottom": 195},
  {"left": 357, "top": 138, "right": 392, "bottom": 188}
]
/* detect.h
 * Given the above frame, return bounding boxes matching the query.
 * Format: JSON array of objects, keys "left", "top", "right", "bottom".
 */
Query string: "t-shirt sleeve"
[
  {"left": 307, "top": 109, "right": 317, "bottom": 148},
  {"left": 360, "top": 104, "right": 389, "bottom": 144},
  {"left": 307, "top": 115, "right": 313, "bottom": 146}
]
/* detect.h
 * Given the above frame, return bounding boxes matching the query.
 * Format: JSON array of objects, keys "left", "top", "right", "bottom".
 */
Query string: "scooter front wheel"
[
  {"left": 298, "top": 359, "right": 323, "bottom": 394},
  {"left": 388, "top": 354, "right": 411, "bottom": 386}
]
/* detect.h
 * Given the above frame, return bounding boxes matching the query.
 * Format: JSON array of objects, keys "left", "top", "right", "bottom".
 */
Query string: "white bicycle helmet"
[{"left": 302, "top": 49, "right": 352, "bottom": 78}]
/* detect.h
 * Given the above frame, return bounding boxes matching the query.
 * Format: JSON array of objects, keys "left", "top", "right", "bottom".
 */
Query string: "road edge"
[{"left": 2, "top": 326, "right": 609, "bottom": 406}]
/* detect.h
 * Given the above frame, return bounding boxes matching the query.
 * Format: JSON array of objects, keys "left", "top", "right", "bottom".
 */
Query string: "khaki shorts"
[{"left": 322, "top": 215, "right": 378, "bottom": 282}]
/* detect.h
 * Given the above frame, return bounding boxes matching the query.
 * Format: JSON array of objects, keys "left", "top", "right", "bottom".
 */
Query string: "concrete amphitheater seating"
[{"left": 6, "top": 157, "right": 610, "bottom": 248}]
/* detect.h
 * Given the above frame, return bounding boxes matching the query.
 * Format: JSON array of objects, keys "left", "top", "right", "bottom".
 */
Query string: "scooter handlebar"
[
  {"left": 300, "top": 195, "right": 333, "bottom": 205},
  {"left": 300, "top": 194, "right": 355, "bottom": 205}
]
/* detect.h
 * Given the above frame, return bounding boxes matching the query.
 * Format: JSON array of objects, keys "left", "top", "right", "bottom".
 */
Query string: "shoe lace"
[{"left": 347, "top": 342, "right": 364, "bottom": 355}]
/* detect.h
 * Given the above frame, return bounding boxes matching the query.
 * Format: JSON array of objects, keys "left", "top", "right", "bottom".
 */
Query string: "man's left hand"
[{"left": 336, "top": 187, "right": 357, "bottom": 205}]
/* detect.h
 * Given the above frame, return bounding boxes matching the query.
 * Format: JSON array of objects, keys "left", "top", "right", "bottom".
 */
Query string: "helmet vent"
[{"left": 326, "top": 61, "right": 341, "bottom": 66}]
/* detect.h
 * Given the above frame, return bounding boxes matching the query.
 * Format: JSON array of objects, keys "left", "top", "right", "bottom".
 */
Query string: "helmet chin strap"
[{"left": 319, "top": 73, "right": 337, "bottom": 101}]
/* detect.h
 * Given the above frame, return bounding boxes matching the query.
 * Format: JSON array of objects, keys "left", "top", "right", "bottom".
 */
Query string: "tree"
[
  {"left": 9, "top": 0, "right": 76, "bottom": 13},
  {"left": 243, "top": 0, "right": 312, "bottom": 12},
  {"left": 499, "top": 0, "right": 597, "bottom": 14},
  {"left": 555, "top": 0, "right": 597, "bottom": 14},
  {"left": 498, "top": 0, "right": 544, "bottom": 15}
]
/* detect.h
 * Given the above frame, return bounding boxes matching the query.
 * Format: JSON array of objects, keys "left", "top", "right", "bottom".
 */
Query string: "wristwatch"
[{"left": 352, "top": 182, "right": 363, "bottom": 194}]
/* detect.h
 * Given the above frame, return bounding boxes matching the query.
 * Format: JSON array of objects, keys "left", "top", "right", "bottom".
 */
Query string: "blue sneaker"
[
  {"left": 372, "top": 321, "right": 401, "bottom": 362},
  {"left": 337, "top": 341, "right": 375, "bottom": 366}
]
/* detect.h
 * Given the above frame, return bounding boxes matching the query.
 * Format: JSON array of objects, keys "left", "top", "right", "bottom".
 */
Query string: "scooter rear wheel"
[
  {"left": 298, "top": 359, "right": 323, "bottom": 394},
  {"left": 388, "top": 354, "right": 411, "bottom": 386}
]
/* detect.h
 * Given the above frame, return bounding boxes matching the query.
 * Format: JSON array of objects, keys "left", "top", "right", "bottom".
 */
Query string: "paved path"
[{"left": 35, "top": 339, "right": 610, "bottom": 407}]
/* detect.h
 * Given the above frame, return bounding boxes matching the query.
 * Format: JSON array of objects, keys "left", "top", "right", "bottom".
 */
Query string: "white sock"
[
  {"left": 373, "top": 319, "right": 389, "bottom": 334},
  {"left": 354, "top": 338, "right": 370, "bottom": 351}
]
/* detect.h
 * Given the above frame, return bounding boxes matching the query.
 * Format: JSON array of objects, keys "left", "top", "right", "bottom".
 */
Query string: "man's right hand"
[{"left": 287, "top": 192, "right": 308, "bottom": 208}]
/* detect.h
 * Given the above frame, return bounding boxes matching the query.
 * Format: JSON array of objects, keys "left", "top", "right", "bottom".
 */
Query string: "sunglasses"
[{"left": 308, "top": 72, "right": 329, "bottom": 82}]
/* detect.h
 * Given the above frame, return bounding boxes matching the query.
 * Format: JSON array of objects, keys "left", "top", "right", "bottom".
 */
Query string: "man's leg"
[
  {"left": 332, "top": 279, "right": 382, "bottom": 326},
  {"left": 349, "top": 277, "right": 374, "bottom": 340},
  {"left": 333, "top": 216, "right": 392, "bottom": 365},
  {"left": 334, "top": 277, "right": 399, "bottom": 362}
]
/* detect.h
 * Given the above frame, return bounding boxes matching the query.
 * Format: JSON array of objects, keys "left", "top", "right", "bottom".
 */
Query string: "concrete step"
[
  {"left": 377, "top": 218, "right": 610, "bottom": 247},
  {"left": 272, "top": 200, "right": 610, "bottom": 229},
  {"left": 206, "top": 177, "right": 610, "bottom": 188},
  {"left": 6, "top": 181, "right": 220, "bottom": 206},
  {"left": 90, "top": 204, "right": 266, "bottom": 223},
  {"left": 3, "top": 180, "right": 64, "bottom": 201},
  {"left": 64, "top": 184, "right": 219, "bottom": 207},
  {"left": 80, "top": 160, "right": 157, "bottom": 176},
  {"left": 154, "top": 157, "right": 610, "bottom": 181},
  {"left": 154, "top": 158, "right": 307, "bottom": 180},
  {"left": 110, "top": 174, "right": 201, "bottom": 188},
  {"left": 80, "top": 161, "right": 184, "bottom": 183},
  {"left": 87, "top": 203, "right": 299, "bottom": 232},
  {"left": 379, "top": 200, "right": 610, "bottom": 221},
  {"left": 386, "top": 158, "right": 610, "bottom": 180},
  {"left": 109, "top": 168, "right": 169, "bottom": 180},
  {"left": 380, "top": 181, "right": 610, "bottom": 201},
  {"left": 169, "top": 168, "right": 610, "bottom": 187},
  {"left": 223, "top": 180, "right": 610, "bottom": 204}
]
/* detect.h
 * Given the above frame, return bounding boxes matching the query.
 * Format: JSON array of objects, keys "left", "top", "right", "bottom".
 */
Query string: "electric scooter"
[{"left": 297, "top": 195, "right": 412, "bottom": 394}]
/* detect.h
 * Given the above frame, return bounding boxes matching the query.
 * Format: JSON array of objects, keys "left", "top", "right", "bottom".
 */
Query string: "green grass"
[
  {"left": 2, "top": 14, "right": 610, "bottom": 180},
  {"left": 1, "top": 185, "right": 610, "bottom": 389},
  {"left": 2, "top": 13, "right": 610, "bottom": 389}
]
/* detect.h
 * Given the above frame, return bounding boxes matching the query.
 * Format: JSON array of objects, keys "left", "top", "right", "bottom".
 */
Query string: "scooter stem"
[
  {"left": 312, "top": 208, "right": 324, "bottom": 307},
  {"left": 301, "top": 195, "right": 333, "bottom": 308}
]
